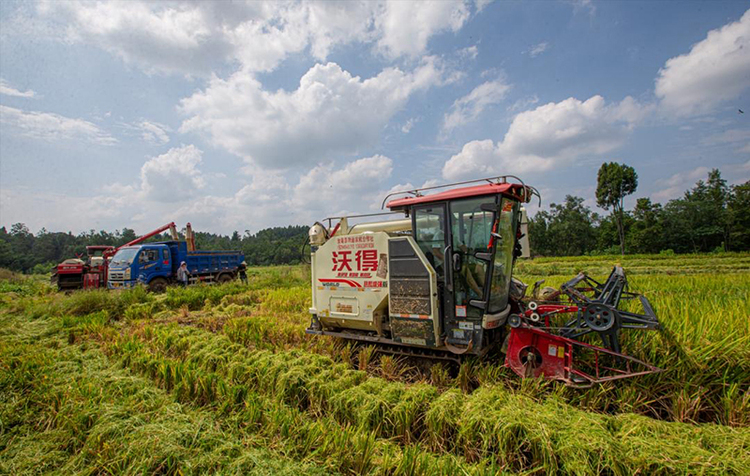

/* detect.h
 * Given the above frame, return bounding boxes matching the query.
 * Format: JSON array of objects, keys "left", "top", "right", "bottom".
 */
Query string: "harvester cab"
[
  {"left": 307, "top": 176, "right": 535, "bottom": 358},
  {"left": 307, "top": 176, "right": 664, "bottom": 386}
]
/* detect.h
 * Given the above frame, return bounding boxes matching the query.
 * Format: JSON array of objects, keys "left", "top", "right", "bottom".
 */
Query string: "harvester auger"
[{"left": 305, "top": 176, "right": 663, "bottom": 386}]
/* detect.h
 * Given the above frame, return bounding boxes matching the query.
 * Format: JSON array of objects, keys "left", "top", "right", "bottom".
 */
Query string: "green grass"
[{"left": 1, "top": 256, "right": 749, "bottom": 475}]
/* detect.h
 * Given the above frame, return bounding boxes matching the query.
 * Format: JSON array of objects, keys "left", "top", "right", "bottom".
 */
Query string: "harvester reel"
[{"left": 505, "top": 266, "right": 663, "bottom": 385}]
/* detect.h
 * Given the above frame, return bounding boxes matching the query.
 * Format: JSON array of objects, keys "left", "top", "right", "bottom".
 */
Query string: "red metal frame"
[
  {"left": 505, "top": 325, "right": 663, "bottom": 387},
  {"left": 386, "top": 182, "right": 526, "bottom": 209}
]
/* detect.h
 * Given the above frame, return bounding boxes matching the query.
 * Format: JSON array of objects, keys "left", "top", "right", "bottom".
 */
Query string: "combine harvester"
[
  {"left": 51, "top": 222, "right": 180, "bottom": 291},
  {"left": 306, "top": 176, "right": 662, "bottom": 386}
]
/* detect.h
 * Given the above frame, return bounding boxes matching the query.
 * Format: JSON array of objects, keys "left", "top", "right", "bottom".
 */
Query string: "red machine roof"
[{"left": 386, "top": 182, "right": 525, "bottom": 209}]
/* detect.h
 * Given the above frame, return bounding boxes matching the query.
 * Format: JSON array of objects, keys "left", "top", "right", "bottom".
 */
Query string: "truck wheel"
[
  {"left": 217, "top": 273, "right": 233, "bottom": 284},
  {"left": 148, "top": 278, "right": 168, "bottom": 293}
]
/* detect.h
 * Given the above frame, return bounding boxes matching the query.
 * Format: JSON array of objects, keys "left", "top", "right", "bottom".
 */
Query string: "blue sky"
[{"left": 1, "top": 0, "right": 748, "bottom": 235}]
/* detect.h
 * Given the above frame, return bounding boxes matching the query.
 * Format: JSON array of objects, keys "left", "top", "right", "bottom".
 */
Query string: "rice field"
[{"left": 1, "top": 253, "right": 748, "bottom": 475}]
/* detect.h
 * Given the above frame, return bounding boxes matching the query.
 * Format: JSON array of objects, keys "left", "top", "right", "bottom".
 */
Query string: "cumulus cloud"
[
  {"left": 374, "top": 1, "right": 470, "bottom": 58},
  {"left": 0, "top": 78, "right": 36, "bottom": 98},
  {"left": 169, "top": 155, "right": 397, "bottom": 233},
  {"left": 0, "top": 105, "right": 117, "bottom": 145},
  {"left": 179, "top": 59, "right": 451, "bottom": 167},
  {"left": 138, "top": 145, "right": 206, "bottom": 202},
  {"left": 655, "top": 9, "right": 750, "bottom": 116},
  {"left": 292, "top": 155, "right": 393, "bottom": 210},
  {"left": 36, "top": 1, "right": 475, "bottom": 75},
  {"left": 38, "top": 0, "right": 229, "bottom": 76},
  {"left": 442, "top": 95, "right": 651, "bottom": 179},
  {"left": 442, "top": 79, "right": 511, "bottom": 133}
]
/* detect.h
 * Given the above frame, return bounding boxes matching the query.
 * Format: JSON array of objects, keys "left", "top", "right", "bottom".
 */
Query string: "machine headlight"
[{"left": 125, "top": 268, "right": 131, "bottom": 280}]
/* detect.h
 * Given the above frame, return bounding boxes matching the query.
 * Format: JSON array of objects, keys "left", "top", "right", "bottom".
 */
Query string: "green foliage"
[
  {"left": 0, "top": 224, "right": 308, "bottom": 273},
  {"left": 530, "top": 169, "right": 750, "bottom": 256},
  {"left": 530, "top": 195, "right": 599, "bottom": 256},
  {"left": 596, "top": 162, "right": 638, "bottom": 255}
]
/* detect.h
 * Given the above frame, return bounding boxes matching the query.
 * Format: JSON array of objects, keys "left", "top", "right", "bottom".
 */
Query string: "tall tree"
[
  {"left": 529, "top": 196, "right": 598, "bottom": 256},
  {"left": 727, "top": 180, "right": 750, "bottom": 250},
  {"left": 596, "top": 162, "right": 638, "bottom": 255},
  {"left": 628, "top": 198, "right": 664, "bottom": 254}
]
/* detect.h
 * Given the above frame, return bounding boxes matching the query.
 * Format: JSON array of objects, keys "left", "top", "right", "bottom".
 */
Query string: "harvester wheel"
[
  {"left": 217, "top": 273, "right": 233, "bottom": 284},
  {"left": 148, "top": 278, "right": 167, "bottom": 293}
]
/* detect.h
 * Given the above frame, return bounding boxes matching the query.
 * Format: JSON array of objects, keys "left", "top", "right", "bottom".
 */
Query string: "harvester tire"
[
  {"left": 148, "top": 278, "right": 167, "bottom": 293},
  {"left": 217, "top": 273, "right": 233, "bottom": 284}
]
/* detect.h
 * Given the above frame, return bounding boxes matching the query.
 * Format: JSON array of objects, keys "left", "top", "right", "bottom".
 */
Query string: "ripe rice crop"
[{"left": 1, "top": 254, "right": 749, "bottom": 475}]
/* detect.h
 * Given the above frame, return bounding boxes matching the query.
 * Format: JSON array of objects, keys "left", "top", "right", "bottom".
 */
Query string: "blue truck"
[{"left": 107, "top": 240, "right": 244, "bottom": 291}]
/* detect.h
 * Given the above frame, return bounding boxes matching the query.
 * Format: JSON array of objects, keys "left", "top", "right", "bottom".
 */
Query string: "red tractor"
[{"left": 51, "top": 223, "right": 179, "bottom": 291}]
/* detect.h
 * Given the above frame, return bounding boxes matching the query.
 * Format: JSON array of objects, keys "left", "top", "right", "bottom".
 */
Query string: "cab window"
[
  {"left": 450, "top": 198, "right": 494, "bottom": 316},
  {"left": 414, "top": 205, "right": 446, "bottom": 274},
  {"left": 139, "top": 249, "right": 157, "bottom": 264},
  {"left": 488, "top": 199, "right": 519, "bottom": 313}
]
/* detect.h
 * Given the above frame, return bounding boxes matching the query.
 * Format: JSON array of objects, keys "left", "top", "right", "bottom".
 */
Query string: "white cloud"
[
  {"left": 401, "top": 117, "right": 419, "bottom": 134},
  {"left": 527, "top": 42, "right": 548, "bottom": 58},
  {"left": 138, "top": 145, "right": 206, "bottom": 202},
  {"left": 292, "top": 155, "right": 393, "bottom": 210},
  {"left": 375, "top": 1, "right": 471, "bottom": 59},
  {"left": 651, "top": 160, "right": 750, "bottom": 202},
  {"left": 457, "top": 45, "right": 479, "bottom": 60},
  {"left": 58, "top": 150, "right": 398, "bottom": 234},
  {"left": 0, "top": 105, "right": 117, "bottom": 145},
  {"left": 0, "top": 187, "right": 132, "bottom": 233},
  {"left": 179, "top": 59, "right": 451, "bottom": 167},
  {"left": 652, "top": 166, "right": 712, "bottom": 202},
  {"left": 507, "top": 94, "right": 539, "bottom": 112},
  {"left": 0, "top": 78, "right": 36, "bottom": 98},
  {"left": 442, "top": 78, "right": 511, "bottom": 133},
  {"left": 442, "top": 95, "right": 652, "bottom": 179},
  {"left": 134, "top": 120, "right": 171, "bottom": 145},
  {"left": 35, "top": 1, "right": 476, "bottom": 76},
  {"left": 655, "top": 9, "right": 750, "bottom": 117},
  {"left": 39, "top": 0, "right": 229, "bottom": 76},
  {"left": 475, "top": 0, "right": 495, "bottom": 13}
]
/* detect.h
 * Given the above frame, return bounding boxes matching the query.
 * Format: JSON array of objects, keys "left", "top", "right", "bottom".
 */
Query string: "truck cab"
[
  {"left": 307, "top": 178, "right": 534, "bottom": 357},
  {"left": 107, "top": 243, "right": 172, "bottom": 290}
]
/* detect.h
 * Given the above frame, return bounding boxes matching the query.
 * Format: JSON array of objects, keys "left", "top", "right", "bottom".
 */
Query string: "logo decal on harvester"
[{"left": 319, "top": 278, "right": 361, "bottom": 288}]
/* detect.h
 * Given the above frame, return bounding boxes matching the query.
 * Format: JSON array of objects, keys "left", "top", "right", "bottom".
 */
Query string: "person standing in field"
[
  {"left": 239, "top": 261, "right": 248, "bottom": 284},
  {"left": 177, "top": 261, "right": 190, "bottom": 287}
]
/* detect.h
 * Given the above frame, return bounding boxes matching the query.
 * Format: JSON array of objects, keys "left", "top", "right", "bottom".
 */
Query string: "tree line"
[
  {"left": 1, "top": 166, "right": 747, "bottom": 273},
  {"left": 0, "top": 224, "right": 310, "bottom": 273},
  {"left": 530, "top": 168, "right": 750, "bottom": 256}
]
